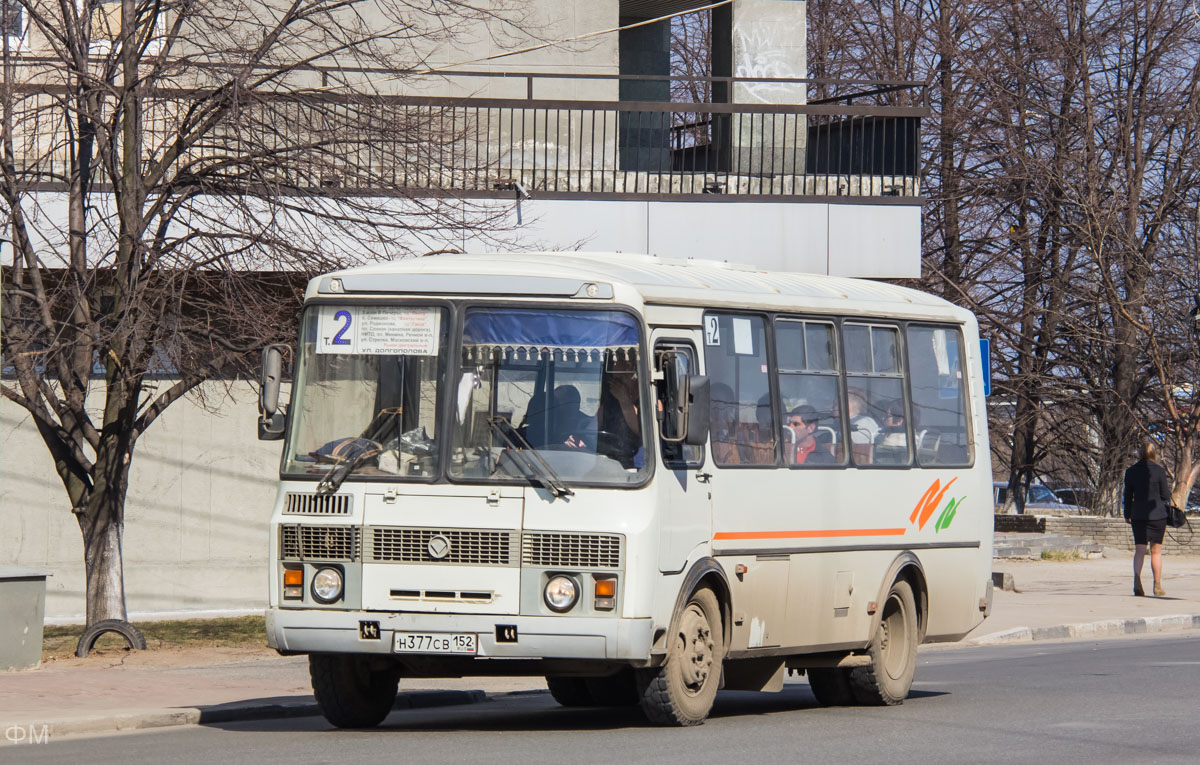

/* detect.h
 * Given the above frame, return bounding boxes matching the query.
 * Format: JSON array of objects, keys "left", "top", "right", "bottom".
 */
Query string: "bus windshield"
[
  {"left": 282, "top": 305, "right": 449, "bottom": 481},
  {"left": 449, "top": 307, "right": 649, "bottom": 487}
]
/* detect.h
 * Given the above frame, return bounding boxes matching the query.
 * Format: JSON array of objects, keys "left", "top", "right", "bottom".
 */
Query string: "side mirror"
[
  {"left": 258, "top": 344, "right": 290, "bottom": 441},
  {"left": 684, "top": 375, "right": 710, "bottom": 447},
  {"left": 659, "top": 350, "right": 710, "bottom": 447}
]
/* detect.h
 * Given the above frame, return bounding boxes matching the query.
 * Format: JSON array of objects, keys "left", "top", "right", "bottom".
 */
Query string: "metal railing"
[{"left": 4, "top": 67, "right": 926, "bottom": 200}]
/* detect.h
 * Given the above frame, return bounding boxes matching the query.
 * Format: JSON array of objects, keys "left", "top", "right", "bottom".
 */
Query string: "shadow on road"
[{"left": 203, "top": 684, "right": 950, "bottom": 735}]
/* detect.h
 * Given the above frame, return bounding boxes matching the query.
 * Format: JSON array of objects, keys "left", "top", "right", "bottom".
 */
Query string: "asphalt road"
[{"left": 7, "top": 635, "right": 1200, "bottom": 764}]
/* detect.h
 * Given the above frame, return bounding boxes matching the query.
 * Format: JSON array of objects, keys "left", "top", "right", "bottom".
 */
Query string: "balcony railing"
[{"left": 4, "top": 67, "right": 926, "bottom": 201}]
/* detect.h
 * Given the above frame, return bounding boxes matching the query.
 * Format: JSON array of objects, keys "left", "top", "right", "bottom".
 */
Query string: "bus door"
[{"left": 652, "top": 332, "right": 712, "bottom": 573}]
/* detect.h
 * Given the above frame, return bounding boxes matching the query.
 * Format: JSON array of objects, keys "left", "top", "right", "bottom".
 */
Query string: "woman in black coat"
[{"left": 1123, "top": 441, "right": 1172, "bottom": 596}]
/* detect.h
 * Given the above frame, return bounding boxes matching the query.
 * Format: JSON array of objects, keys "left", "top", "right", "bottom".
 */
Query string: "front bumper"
[{"left": 266, "top": 607, "right": 654, "bottom": 661}]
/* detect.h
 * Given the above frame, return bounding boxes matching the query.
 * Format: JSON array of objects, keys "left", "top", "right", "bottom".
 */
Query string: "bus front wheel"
[
  {"left": 638, "top": 586, "right": 725, "bottom": 726},
  {"left": 849, "top": 579, "right": 919, "bottom": 705},
  {"left": 309, "top": 654, "right": 401, "bottom": 728}
]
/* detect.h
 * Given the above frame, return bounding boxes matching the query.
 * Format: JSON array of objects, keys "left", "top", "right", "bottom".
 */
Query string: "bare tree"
[{"left": 1, "top": 0, "right": 528, "bottom": 631}]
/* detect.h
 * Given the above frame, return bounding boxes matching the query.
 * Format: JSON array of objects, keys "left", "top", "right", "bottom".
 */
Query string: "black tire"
[
  {"left": 546, "top": 676, "right": 596, "bottom": 707},
  {"left": 806, "top": 668, "right": 856, "bottom": 706},
  {"left": 309, "top": 654, "right": 401, "bottom": 728},
  {"left": 585, "top": 670, "right": 639, "bottom": 707},
  {"left": 637, "top": 586, "right": 724, "bottom": 726},
  {"left": 75, "top": 619, "right": 147, "bottom": 657},
  {"left": 850, "top": 579, "right": 919, "bottom": 706}
]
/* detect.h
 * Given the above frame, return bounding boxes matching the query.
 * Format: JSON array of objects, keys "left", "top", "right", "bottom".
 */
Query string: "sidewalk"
[
  {"left": 3, "top": 550, "right": 1199, "bottom": 744},
  {"left": 968, "top": 549, "right": 1200, "bottom": 644}
]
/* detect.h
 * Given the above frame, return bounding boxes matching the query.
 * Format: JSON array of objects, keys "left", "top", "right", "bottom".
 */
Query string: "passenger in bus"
[
  {"left": 745, "top": 393, "right": 777, "bottom": 463},
  {"left": 874, "top": 400, "right": 909, "bottom": 464},
  {"left": 597, "top": 364, "right": 643, "bottom": 469},
  {"left": 710, "top": 382, "right": 746, "bottom": 465},
  {"left": 848, "top": 389, "right": 879, "bottom": 464},
  {"left": 786, "top": 405, "right": 833, "bottom": 465}
]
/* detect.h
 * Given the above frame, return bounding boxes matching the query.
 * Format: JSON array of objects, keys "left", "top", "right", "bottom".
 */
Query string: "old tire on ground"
[
  {"left": 309, "top": 654, "right": 401, "bottom": 728},
  {"left": 637, "top": 586, "right": 724, "bottom": 726},
  {"left": 585, "top": 670, "right": 639, "bottom": 706},
  {"left": 806, "top": 668, "right": 856, "bottom": 706},
  {"left": 546, "top": 676, "right": 596, "bottom": 707},
  {"left": 75, "top": 619, "right": 147, "bottom": 657},
  {"left": 849, "top": 579, "right": 919, "bottom": 706}
]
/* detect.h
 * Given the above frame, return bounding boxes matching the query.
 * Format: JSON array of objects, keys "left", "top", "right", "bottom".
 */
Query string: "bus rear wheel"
[
  {"left": 309, "top": 654, "right": 401, "bottom": 728},
  {"left": 849, "top": 579, "right": 919, "bottom": 705},
  {"left": 638, "top": 586, "right": 724, "bottom": 726}
]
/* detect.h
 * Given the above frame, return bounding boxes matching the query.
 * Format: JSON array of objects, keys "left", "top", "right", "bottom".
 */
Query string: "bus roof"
[{"left": 308, "top": 252, "right": 973, "bottom": 323}]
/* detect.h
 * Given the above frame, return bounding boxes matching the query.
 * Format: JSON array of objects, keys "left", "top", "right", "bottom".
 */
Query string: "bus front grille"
[
  {"left": 279, "top": 524, "right": 361, "bottom": 561},
  {"left": 283, "top": 492, "right": 353, "bottom": 516},
  {"left": 522, "top": 533, "right": 622, "bottom": 569},
  {"left": 367, "top": 527, "right": 518, "bottom": 566}
]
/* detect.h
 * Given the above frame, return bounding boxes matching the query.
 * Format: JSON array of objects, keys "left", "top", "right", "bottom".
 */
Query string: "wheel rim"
[
  {"left": 674, "top": 602, "right": 715, "bottom": 696},
  {"left": 880, "top": 591, "right": 911, "bottom": 681}
]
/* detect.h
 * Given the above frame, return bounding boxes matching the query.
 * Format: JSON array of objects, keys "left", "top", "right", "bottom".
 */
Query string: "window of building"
[
  {"left": 2, "top": 0, "right": 23, "bottom": 39},
  {"left": 843, "top": 322, "right": 909, "bottom": 466},
  {"left": 906, "top": 325, "right": 972, "bottom": 466},
  {"left": 704, "top": 313, "right": 775, "bottom": 467},
  {"left": 776, "top": 319, "right": 845, "bottom": 466}
]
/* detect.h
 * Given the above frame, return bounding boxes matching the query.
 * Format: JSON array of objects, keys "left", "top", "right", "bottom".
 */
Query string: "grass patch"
[
  {"left": 42, "top": 615, "right": 267, "bottom": 660},
  {"left": 1040, "top": 549, "right": 1082, "bottom": 561}
]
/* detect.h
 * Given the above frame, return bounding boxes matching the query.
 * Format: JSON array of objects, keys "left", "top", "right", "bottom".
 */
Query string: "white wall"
[
  {"left": 0, "top": 382, "right": 281, "bottom": 622},
  {"left": 465, "top": 198, "right": 923, "bottom": 277}
]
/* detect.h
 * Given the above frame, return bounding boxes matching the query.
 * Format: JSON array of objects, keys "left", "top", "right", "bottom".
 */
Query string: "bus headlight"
[
  {"left": 311, "top": 567, "right": 344, "bottom": 604},
  {"left": 543, "top": 575, "right": 579, "bottom": 613}
]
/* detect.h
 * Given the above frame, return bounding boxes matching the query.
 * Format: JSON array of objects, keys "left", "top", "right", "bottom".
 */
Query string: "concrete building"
[{"left": 1, "top": 0, "right": 927, "bottom": 620}]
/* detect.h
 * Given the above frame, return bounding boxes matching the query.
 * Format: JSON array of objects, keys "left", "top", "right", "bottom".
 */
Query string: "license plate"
[{"left": 393, "top": 632, "right": 477, "bottom": 655}]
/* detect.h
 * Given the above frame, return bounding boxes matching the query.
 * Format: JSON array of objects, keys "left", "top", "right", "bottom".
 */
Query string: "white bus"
[{"left": 257, "top": 252, "right": 993, "bottom": 727}]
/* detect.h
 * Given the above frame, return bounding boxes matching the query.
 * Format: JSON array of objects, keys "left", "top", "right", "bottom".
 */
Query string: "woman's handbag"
[{"left": 1167, "top": 504, "right": 1187, "bottom": 528}]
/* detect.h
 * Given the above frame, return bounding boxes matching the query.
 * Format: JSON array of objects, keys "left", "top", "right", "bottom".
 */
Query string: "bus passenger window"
[
  {"left": 844, "top": 323, "right": 909, "bottom": 466},
  {"left": 776, "top": 319, "right": 845, "bottom": 465},
  {"left": 907, "top": 326, "right": 973, "bottom": 466},
  {"left": 704, "top": 314, "right": 776, "bottom": 467}
]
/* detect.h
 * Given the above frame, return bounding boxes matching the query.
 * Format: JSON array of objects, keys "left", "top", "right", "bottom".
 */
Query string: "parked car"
[
  {"left": 1053, "top": 486, "right": 1096, "bottom": 512},
  {"left": 993, "top": 482, "right": 1086, "bottom": 514}
]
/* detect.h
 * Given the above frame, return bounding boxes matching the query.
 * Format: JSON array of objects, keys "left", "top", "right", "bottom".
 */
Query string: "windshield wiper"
[
  {"left": 316, "top": 407, "right": 402, "bottom": 495},
  {"left": 487, "top": 416, "right": 574, "bottom": 498}
]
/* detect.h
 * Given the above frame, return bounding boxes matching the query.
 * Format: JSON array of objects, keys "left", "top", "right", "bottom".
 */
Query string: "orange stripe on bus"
[{"left": 712, "top": 528, "right": 908, "bottom": 540}]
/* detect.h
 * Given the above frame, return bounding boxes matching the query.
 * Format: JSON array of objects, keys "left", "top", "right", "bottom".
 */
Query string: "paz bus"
[{"left": 257, "top": 252, "right": 993, "bottom": 727}]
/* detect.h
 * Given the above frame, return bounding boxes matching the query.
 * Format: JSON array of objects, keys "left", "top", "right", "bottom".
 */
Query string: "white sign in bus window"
[
  {"left": 317, "top": 306, "right": 441, "bottom": 355},
  {"left": 732, "top": 317, "right": 753, "bottom": 355}
]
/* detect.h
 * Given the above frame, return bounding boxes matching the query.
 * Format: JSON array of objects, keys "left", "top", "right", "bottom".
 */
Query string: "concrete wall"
[
  {"left": 0, "top": 381, "right": 281, "bottom": 622},
  {"left": 465, "top": 198, "right": 923, "bottom": 278}
]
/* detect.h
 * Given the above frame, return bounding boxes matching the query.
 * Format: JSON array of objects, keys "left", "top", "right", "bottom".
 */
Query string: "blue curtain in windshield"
[{"left": 463, "top": 309, "right": 639, "bottom": 349}]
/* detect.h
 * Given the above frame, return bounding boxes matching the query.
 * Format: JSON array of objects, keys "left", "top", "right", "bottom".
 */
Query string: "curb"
[
  {"left": 4, "top": 689, "right": 488, "bottom": 743},
  {"left": 969, "top": 613, "right": 1200, "bottom": 645}
]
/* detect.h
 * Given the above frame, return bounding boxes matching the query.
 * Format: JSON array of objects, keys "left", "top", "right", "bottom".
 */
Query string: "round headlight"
[
  {"left": 311, "top": 567, "right": 344, "bottom": 603},
  {"left": 543, "top": 575, "right": 579, "bottom": 613}
]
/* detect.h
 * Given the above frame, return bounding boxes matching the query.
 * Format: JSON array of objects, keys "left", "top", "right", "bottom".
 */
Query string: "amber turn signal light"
[
  {"left": 594, "top": 579, "right": 616, "bottom": 598},
  {"left": 284, "top": 569, "right": 304, "bottom": 586}
]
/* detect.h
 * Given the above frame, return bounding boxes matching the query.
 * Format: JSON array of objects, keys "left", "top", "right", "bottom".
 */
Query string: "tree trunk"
[{"left": 78, "top": 500, "right": 128, "bottom": 624}]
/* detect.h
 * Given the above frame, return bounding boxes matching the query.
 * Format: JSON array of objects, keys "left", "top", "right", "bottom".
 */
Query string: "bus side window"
[
  {"left": 907, "top": 325, "right": 973, "bottom": 466},
  {"left": 844, "top": 323, "right": 909, "bottom": 467},
  {"left": 703, "top": 314, "right": 776, "bottom": 467},
  {"left": 655, "top": 342, "right": 704, "bottom": 469},
  {"left": 776, "top": 318, "right": 845, "bottom": 466}
]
